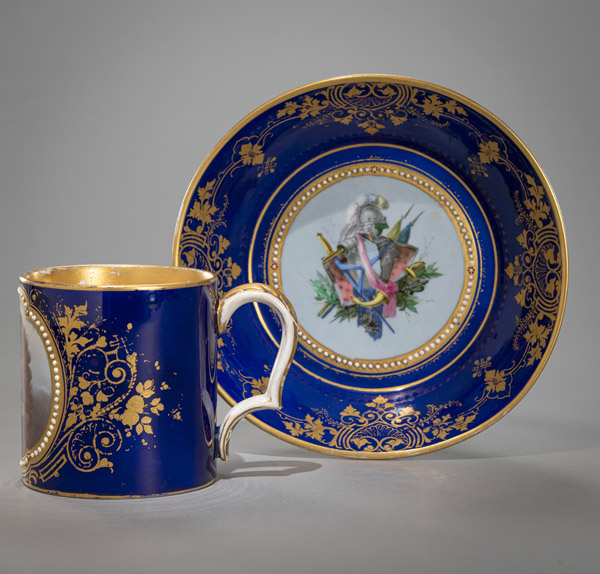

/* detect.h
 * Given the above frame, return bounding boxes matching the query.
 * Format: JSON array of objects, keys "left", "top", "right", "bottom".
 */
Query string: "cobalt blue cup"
[{"left": 18, "top": 265, "right": 297, "bottom": 498}]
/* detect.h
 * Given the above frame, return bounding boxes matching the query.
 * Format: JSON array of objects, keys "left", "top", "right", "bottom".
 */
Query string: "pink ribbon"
[{"left": 356, "top": 234, "right": 398, "bottom": 318}]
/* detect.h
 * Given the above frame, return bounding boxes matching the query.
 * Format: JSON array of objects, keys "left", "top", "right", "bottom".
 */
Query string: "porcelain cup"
[{"left": 18, "top": 264, "right": 297, "bottom": 497}]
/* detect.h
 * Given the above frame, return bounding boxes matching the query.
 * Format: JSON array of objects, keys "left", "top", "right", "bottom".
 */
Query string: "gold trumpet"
[{"left": 351, "top": 291, "right": 390, "bottom": 308}]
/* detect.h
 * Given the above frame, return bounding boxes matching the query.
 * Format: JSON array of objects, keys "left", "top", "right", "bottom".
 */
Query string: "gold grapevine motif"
[
  {"left": 178, "top": 136, "right": 278, "bottom": 293},
  {"left": 23, "top": 296, "right": 167, "bottom": 484},
  {"left": 235, "top": 351, "right": 514, "bottom": 454},
  {"left": 276, "top": 83, "right": 468, "bottom": 135},
  {"left": 178, "top": 80, "right": 563, "bottom": 454},
  {"left": 177, "top": 82, "right": 470, "bottom": 295},
  {"left": 232, "top": 135, "right": 561, "bottom": 454},
  {"left": 476, "top": 137, "right": 562, "bottom": 366},
  {"left": 178, "top": 178, "right": 241, "bottom": 294}
]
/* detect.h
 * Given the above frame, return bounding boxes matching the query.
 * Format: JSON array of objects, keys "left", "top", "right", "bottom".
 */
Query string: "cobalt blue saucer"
[{"left": 173, "top": 75, "right": 567, "bottom": 458}]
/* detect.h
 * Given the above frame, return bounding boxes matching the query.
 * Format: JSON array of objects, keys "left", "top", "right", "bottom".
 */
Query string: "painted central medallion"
[{"left": 267, "top": 162, "right": 478, "bottom": 373}]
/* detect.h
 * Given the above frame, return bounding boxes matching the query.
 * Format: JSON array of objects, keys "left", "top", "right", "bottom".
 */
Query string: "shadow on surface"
[
  {"left": 418, "top": 413, "right": 600, "bottom": 461},
  {"left": 219, "top": 454, "right": 322, "bottom": 479}
]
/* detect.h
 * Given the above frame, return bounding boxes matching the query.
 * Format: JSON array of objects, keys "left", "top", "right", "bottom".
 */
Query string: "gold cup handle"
[{"left": 215, "top": 284, "right": 297, "bottom": 461}]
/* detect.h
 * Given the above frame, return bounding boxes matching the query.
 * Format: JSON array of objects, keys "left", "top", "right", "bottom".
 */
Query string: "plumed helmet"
[
  {"left": 358, "top": 204, "right": 387, "bottom": 234},
  {"left": 340, "top": 194, "right": 389, "bottom": 241}
]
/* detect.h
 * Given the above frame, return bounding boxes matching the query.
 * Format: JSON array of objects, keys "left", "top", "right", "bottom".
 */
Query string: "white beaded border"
[
  {"left": 18, "top": 288, "right": 63, "bottom": 469},
  {"left": 267, "top": 163, "right": 479, "bottom": 373}
]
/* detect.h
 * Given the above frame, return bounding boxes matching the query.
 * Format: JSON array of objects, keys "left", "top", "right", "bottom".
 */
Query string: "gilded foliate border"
[
  {"left": 470, "top": 135, "right": 562, "bottom": 366},
  {"left": 183, "top": 80, "right": 562, "bottom": 454},
  {"left": 21, "top": 291, "right": 169, "bottom": 485},
  {"left": 275, "top": 82, "right": 469, "bottom": 134},
  {"left": 177, "top": 82, "right": 474, "bottom": 294},
  {"left": 226, "top": 354, "right": 515, "bottom": 453},
  {"left": 235, "top": 129, "right": 560, "bottom": 456},
  {"left": 177, "top": 136, "right": 278, "bottom": 293}
]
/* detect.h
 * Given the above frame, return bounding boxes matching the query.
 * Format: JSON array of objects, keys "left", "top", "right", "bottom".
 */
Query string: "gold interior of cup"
[{"left": 20, "top": 264, "right": 216, "bottom": 291}]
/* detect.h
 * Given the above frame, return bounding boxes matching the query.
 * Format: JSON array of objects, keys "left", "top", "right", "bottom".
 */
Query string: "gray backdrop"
[{"left": 1, "top": 1, "right": 598, "bottom": 573}]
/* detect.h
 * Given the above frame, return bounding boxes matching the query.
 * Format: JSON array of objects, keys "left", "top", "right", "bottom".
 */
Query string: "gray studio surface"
[{"left": 0, "top": 2, "right": 598, "bottom": 573}]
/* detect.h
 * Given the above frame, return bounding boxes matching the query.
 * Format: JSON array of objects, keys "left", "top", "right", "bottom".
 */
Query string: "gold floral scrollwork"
[
  {"left": 109, "top": 379, "right": 165, "bottom": 438},
  {"left": 178, "top": 81, "right": 473, "bottom": 294},
  {"left": 234, "top": 138, "right": 278, "bottom": 177},
  {"left": 252, "top": 352, "right": 514, "bottom": 454},
  {"left": 24, "top": 299, "right": 166, "bottom": 481},
  {"left": 275, "top": 82, "right": 469, "bottom": 135},
  {"left": 237, "top": 141, "right": 265, "bottom": 166},
  {"left": 274, "top": 394, "right": 480, "bottom": 453},
  {"left": 473, "top": 356, "right": 513, "bottom": 401},
  {"left": 227, "top": 338, "right": 519, "bottom": 453},
  {"left": 67, "top": 419, "right": 122, "bottom": 472},
  {"left": 179, "top": 179, "right": 242, "bottom": 293},
  {"left": 178, "top": 137, "right": 280, "bottom": 293},
  {"left": 471, "top": 137, "right": 562, "bottom": 366},
  {"left": 194, "top": 81, "right": 563, "bottom": 455},
  {"left": 233, "top": 345, "right": 523, "bottom": 454}
]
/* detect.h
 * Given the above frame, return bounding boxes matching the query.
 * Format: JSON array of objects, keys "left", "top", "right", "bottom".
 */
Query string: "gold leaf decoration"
[
  {"left": 178, "top": 82, "right": 475, "bottom": 295},
  {"left": 238, "top": 142, "right": 265, "bottom": 166},
  {"left": 22, "top": 297, "right": 168, "bottom": 482},
  {"left": 478, "top": 141, "right": 501, "bottom": 164},
  {"left": 187, "top": 81, "right": 563, "bottom": 455}
]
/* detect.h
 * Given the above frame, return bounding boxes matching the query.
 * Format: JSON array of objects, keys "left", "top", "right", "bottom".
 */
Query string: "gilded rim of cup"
[{"left": 19, "top": 264, "right": 216, "bottom": 291}]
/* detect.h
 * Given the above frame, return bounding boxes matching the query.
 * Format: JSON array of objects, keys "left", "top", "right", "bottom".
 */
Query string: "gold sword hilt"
[
  {"left": 322, "top": 248, "right": 344, "bottom": 264},
  {"left": 317, "top": 233, "right": 345, "bottom": 264},
  {"left": 404, "top": 260, "right": 425, "bottom": 279}
]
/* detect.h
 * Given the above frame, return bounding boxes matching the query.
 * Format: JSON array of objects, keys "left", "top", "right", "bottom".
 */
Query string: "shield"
[
  {"left": 322, "top": 235, "right": 418, "bottom": 308},
  {"left": 381, "top": 241, "right": 419, "bottom": 284},
  {"left": 323, "top": 255, "right": 355, "bottom": 306}
]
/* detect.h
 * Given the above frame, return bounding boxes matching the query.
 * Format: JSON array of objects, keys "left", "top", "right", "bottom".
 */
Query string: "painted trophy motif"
[
  {"left": 311, "top": 194, "right": 441, "bottom": 340},
  {"left": 174, "top": 76, "right": 567, "bottom": 459}
]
